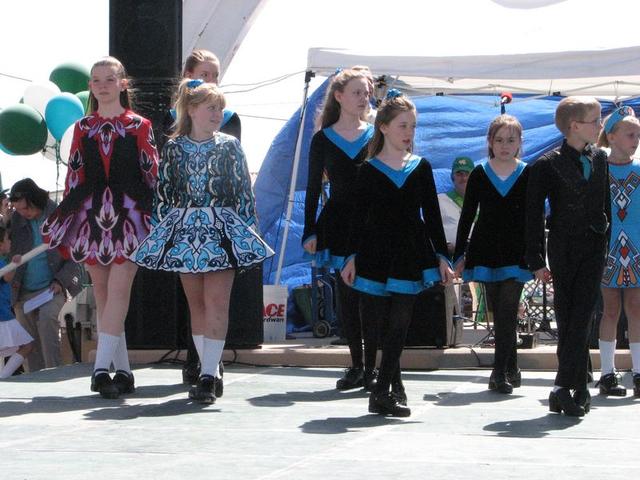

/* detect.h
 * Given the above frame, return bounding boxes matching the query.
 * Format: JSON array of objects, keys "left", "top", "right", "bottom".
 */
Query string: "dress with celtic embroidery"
[
  {"left": 602, "top": 158, "right": 640, "bottom": 288},
  {"left": 41, "top": 110, "right": 158, "bottom": 265},
  {"left": 133, "top": 134, "right": 273, "bottom": 273}
]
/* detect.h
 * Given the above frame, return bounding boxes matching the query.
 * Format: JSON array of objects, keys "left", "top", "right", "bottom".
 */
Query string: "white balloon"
[
  {"left": 59, "top": 124, "right": 75, "bottom": 163},
  {"left": 43, "top": 131, "right": 57, "bottom": 162},
  {"left": 23, "top": 81, "right": 61, "bottom": 116}
]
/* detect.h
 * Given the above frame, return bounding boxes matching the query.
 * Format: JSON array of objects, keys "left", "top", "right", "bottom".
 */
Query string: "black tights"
[
  {"left": 336, "top": 275, "right": 377, "bottom": 371},
  {"left": 483, "top": 279, "right": 524, "bottom": 374},
  {"left": 360, "top": 292, "right": 416, "bottom": 394}
]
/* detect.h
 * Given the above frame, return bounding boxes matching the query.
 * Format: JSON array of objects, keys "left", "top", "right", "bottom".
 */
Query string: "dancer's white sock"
[
  {"left": 94, "top": 333, "right": 121, "bottom": 372},
  {"left": 599, "top": 339, "right": 616, "bottom": 375},
  {"left": 112, "top": 333, "right": 131, "bottom": 372},
  {"left": 629, "top": 342, "right": 640, "bottom": 375},
  {"left": 0, "top": 353, "right": 24, "bottom": 379},
  {"left": 192, "top": 334, "right": 204, "bottom": 362},
  {"left": 201, "top": 338, "right": 225, "bottom": 378}
]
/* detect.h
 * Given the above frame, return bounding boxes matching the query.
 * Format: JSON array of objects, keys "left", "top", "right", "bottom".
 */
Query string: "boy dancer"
[{"left": 526, "top": 97, "right": 610, "bottom": 417}]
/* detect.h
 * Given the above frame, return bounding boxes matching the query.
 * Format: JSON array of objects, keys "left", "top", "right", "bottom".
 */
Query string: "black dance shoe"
[
  {"left": 391, "top": 382, "right": 408, "bottom": 406},
  {"left": 363, "top": 369, "right": 378, "bottom": 392},
  {"left": 368, "top": 392, "right": 411, "bottom": 417},
  {"left": 572, "top": 389, "right": 591, "bottom": 414},
  {"left": 596, "top": 372, "right": 627, "bottom": 396},
  {"left": 633, "top": 373, "right": 640, "bottom": 397},
  {"left": 507, "top": 368, "right": 522, "bottom": 388},
  {"left": 488, "top": 370, "right": 513, "bottom": 394},
  {"left": 215, "top": 361, "right": 224, "bottom": 398},
  {"left": 113, "top": 370, "right": 135, "bottom": 395},
  {"left": 336, "top": 366, "right": 364, "bottom": 390},
  {"left": 182, "top": 362, "right": 200, "bottom": 385},
  {"left": 90, "top": 369, "right": 119, "bottom": 399},
  {"left": 549, "top": 388, "right": 585, "bottom": 417},
  {"left": 189, "top": 375, "right": 216, "bottom": 404}
]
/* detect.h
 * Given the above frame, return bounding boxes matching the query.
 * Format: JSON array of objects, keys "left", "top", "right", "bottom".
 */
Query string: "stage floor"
[{"left": 2, "top": 364, "right": 639, "bottom": 479}]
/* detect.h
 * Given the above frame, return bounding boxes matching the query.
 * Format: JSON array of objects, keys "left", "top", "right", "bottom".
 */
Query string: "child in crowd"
[
  {"left": 303, "top": 69, "right": 378, "bottom": 391},
  {"left": 182, "top": 49, "right": 241, "bottom": 140},
  {"left": 597, "top": 106, "right": 640, "bottom": 397},
  {"left": 341, "top": 90, "right": 452, "bottom": 417},
  {"left": 454, "top": 115, "right": 531, "bottom": 394},
  {"left": 134, "top": 79, "right": 272, "bottom": 404},
  {"left": 42, "top": 56, "right": 159, "bottom": 399},
  {"left": 0, "top": 226, "right": 34, "bottom": 379},
  {"left": 526, "top": 96, "right": 610, "bottom": 417}
]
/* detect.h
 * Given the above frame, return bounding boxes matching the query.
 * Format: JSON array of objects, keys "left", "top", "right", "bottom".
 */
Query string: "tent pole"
[{"left": 274, "top": 70, "right": 315, "bottom": 285}]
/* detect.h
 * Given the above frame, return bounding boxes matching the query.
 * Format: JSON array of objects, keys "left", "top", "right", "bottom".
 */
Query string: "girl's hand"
[
  {"left": 11, "top": 255, "right": 22, "bottom": 265},
  {"left": 439, "top": 258, "right": 454, "bottom": 286},
  {"left": 303, "top": 238, "right": 317, "bottom": 254},
  {"left": 534, "top": 267, "right": 552, "bottom": 283},
  {"left": 341, "top": 258, "right": 356, "bottom": 286},
  {"left": 454, "top": 259, "right": 465, "bottom": 278}
]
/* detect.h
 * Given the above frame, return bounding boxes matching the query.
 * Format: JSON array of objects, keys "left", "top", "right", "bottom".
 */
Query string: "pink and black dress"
[{"left": 42, "top": 110, "right": 159, "bottom": 265}]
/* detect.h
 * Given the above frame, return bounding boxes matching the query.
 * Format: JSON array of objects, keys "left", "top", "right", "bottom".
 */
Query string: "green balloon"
[
  {"left": 0, "top": 104, "right": 48, "bottom": 155},
  {"left": 49, "top": 62, "right": 90, "bottom": 94},
  {"left": 76, "top": 90, "right": 90, "bottom": 114}
]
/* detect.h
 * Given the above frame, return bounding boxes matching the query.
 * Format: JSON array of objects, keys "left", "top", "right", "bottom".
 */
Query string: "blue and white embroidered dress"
[{"left": 134, "top": 134, "right": 273, "bottom": 273}]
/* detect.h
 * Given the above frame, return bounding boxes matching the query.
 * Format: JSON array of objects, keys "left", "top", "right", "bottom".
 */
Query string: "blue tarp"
[{"left": 255, "top": 76, "right": 640, "bottom": 303}]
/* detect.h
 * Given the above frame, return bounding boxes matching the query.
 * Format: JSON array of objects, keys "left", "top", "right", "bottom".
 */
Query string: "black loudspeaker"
[
  {"left": 109, "top": 0, "right": 182, "bottom": 79},
  {"left": 406, "top": 285, "right": 447, "bottom": 348},
  {"left": 125, "top": 269, "right": 189, "bottom": 349},
  {"left": 227, "top": 265, "right": 264, "bottom": 348}
]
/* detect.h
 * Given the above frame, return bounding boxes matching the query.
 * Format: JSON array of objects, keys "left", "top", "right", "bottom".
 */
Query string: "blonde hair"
[
  {"left": 597, "top": 114, "right": 640, "bottom": 148},
  {"left": 487, "top": 114, "right": 523, "bottom": 159},
  {"left": 317, "top": 69, "right": 370, "bottom": 130},
  {"left": 367, "top": 94, "right": 416, "bottom": 159},
  {"left": 183, "top": 49, "right": 220, "bottom": 78},
  {"left": 88, "top": 56, "right": 131, "bottom": 113},
  {"left": 555, "top": 96, "right": 601, "bottom": 136},
  {"left": 172, "top": 79, "right": 226, "bottom": 137}
]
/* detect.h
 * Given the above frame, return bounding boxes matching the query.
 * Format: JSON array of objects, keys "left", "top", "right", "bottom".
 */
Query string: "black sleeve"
[
  {"left": 221, "top": 113, "right": 242, "bottom": 142},
  {"left": 453, "top": 167, "right": 481, "bottom": 265},
  {"left": 604, "top": 159, "right": 612, "bottom": 247},
  {"left": 421, "top": 160, "right": 449, "bottom": 261},
  {"left": 302, "top": 132, "right": 325, "bottom": 243},
  {"left": 525, "top": 157, "right": 551, "bottom": 271}
]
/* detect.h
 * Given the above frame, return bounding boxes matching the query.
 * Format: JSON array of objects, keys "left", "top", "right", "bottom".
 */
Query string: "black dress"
[
  {"left": 347, "top": 156, "right": 449, "bottom": 296},
  {"left": 303, "top": 125, "right": 373, "bottom": 269}
]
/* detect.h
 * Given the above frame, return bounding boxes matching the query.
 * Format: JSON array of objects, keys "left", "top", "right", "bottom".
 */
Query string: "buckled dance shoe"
[
  {"left": 113, "top": 370, "right": 135, "bottom": 395},
  {"left": 488, "top": 370, "right": 513, "bottom": 394},
  {"left": 215, "top": 361, "right": 224, "bottom": 398},
  {"left": 391, "top": 381, "right": 408, "bottom": 406},
  {"left": 368, "top": 392, "right": 411, "bottom": 417},
  {"left": 182, "top": 362, "right": 200, "bottom": 385},
  {"left": 572, "top": 389, "right": 591, "bottom": 414},
  {"left": 507, "top": 368, "right": 522, "bottom": 388},
  {"left": 596, "top": 372, "right": 627, "bottom": 396},
  {"left": 90, "top": 369, "right": 120, "bottom": 399},
  {"left": 549, "top": 388, "right": 585, "bottom": 417},
  {"left": 189, "top": 375, "right": 216, "bottom": 404},
  {"left": 363, "top": 369, "right": 378, "bottom": 392},
  {"left": 336, "top": 366, "right": 364, "bottom": 390}
]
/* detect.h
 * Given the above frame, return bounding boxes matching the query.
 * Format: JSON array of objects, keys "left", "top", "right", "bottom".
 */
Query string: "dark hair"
[
  {"left": 9, "top": 178, "right": 49, "bottom": 210},
  {"left": 183, "top": 49, "right": 220, "bottom": 79},
  {"left": 88, "top": 56, "right": 132, "bottom": 113},
  {"left": 0, "top": 225, "right": 6, "bottom": 243},
  {"left": 367, "top": 94, "right": 416, "bottom": 159}
]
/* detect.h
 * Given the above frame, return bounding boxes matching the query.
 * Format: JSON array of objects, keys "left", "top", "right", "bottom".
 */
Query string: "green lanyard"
[{"left": 446, "top": 190, "right": 464, "bottom": 209}]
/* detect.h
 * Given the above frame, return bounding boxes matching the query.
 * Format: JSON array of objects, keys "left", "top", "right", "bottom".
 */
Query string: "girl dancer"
[
  {"left": 303, "top": 69, "right": 377, "bottom": 391},
  {"left": 42, "top": 56, "right": 159, "bottom": 398},
  {"left": 182, "top": 49, "right": 241, "bottom": 140},
  {"left": 342, "top": 90, "right": 452, "bottom": 417},
  {"left": 0, "top": 227, "right": 34, "bottom": 379},
  {"left": 598, "top": 106, "right": 640, "bottom": 397},
  {"left": 134, "top": 79, "right": 272, "bottom": 404},
  {"left": 454, "top": 115, "right": 532, "bottom": 394}
]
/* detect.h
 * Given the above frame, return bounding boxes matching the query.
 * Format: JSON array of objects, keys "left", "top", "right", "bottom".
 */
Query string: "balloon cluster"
[{"left": 0, "top": 62, "right": 90, "bottom": 164}]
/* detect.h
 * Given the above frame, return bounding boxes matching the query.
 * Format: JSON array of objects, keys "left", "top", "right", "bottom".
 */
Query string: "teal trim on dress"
[
  {"left": 482, "top": 160, "right": 526, "bottom": 197},
  {"left": 463, "top": 265, "right": 532, "bottom": 283},
  {"left": 369, "top": 156, "right": 422, "bottom": 188},
  {"left": 323, "top": 125, "right": 374, "bottom": 159}
]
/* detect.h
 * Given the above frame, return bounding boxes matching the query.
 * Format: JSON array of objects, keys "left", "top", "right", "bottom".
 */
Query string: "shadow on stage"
[{"left": 299, "top": 415, "right": 421, "bottom": 434}]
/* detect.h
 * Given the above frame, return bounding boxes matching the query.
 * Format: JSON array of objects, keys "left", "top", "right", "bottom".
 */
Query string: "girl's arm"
[
  {"left": 229, "top": 139, "right": 257, "bottom": 227},
  {"left": 152, "top": 142, "right": 175, "bottom": 225},
  {"left": 302, "top": 133, "right": 325, "bottom": 247},
  {"left": 421, "top": 160, "right": 449, "bottom": 261},
  {"left": 452, "top": 167, "right": 481, "bottom": 270},
  {"left": 525, "top": 158, "right": 551, "bottom": 272},
  {"left": 136, "top": 119, "right": 159, "bottom": 190}
]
